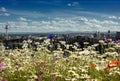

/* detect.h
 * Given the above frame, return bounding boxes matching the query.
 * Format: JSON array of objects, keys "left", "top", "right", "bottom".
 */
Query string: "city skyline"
[{"left": 0, "top": 0, "right": 120, "bottom": 33}]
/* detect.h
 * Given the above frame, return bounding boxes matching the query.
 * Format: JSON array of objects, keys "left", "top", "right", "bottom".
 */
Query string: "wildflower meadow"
[{"left": 0, "top": 37, "right": 120, "bottom": 81}]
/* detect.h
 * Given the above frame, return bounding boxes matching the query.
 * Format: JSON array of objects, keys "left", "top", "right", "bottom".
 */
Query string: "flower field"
[{"left": 0, "top": 38, "right": 120, "bottom": 81}]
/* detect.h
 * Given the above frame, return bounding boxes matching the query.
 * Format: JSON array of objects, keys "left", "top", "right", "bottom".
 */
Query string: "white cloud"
[
  {"left": 19, "top": 17, "right": 27, "bottom": 21},
  {"left": 0, "top": 13, "right": 10, "bottom": 16},
  {"left": 89, "top": 19, "right": 118, "bottom": 25},
  {"left": 89, "top": 19, "right": 99, "bottom": 23},
  {"left": 67, "top": 3, "right": 72, "bottom": 6},
  {"left": 8, "top": 8, "right": 109, "bottom": 19},
  {"left": 67, "top": 2, "right": 79, "bottom": 7},
  {"left": 118, "top": 17, "right": 120, "bottom": 19},
  {"left": 30, "top": 17, "right": 119, "bottom": 32},
  {"left": 4, "top": 13, "right": 10, "bottom": 16},
  {"left": 18, "top": 17, "right": 27, "bottom": 21},
  {"left": 79, "top": 17, "right": 119, "bottom": 29},
  {"left": 10, "top": 10, "right": 46, "bottom": 18},
  {"left": 108, "top": 16, "right": 117, "bottom": 19},
  {"left": 0, "top": 16, "right": 120, "bottom": 33},
  {"left": 80, "top": 17, "right": 88, "bottom": 22},
  {"left": 0, "top": 22, "right": 5, "bottom": 27},
  {"left": 102, "top": 20, "right": 118, "bottom": 25},
  {"left": 0, "top": 7, "right": 7, "bottom": 12},
  {"left": 72, "top": 2, "right": 79, "bottom": 6},
  {"left": 0, "top": 7, "right": 10, "bottom": 16}
]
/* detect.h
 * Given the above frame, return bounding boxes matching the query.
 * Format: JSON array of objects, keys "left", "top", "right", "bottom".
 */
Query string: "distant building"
[
  {"left": 116, "top": 32, "right": 120, "bottom": 39},
  {"left": 94, "top": 31, "right": 100, "bottom": 39},
  {"left": 108, "top": 30, "right": 111, "bottom": 38}
]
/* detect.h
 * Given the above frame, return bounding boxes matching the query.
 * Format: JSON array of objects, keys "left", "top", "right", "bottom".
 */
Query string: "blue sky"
[{"left": 0, "top": 0, "right": 120, "bottom": 33}]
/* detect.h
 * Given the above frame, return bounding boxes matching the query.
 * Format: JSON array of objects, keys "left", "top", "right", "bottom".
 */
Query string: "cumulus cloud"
[
  {"left": 30, "top": 17, "right": 120, "bottom": 32},
  {"left": 67, "top": 3, "right": 72, "bottom": 7},
  {"left": 108, "top": 16, "right": 117, "bottom": 19},
  {"left": 0, "top": 7, "right": 10, "bottom": 16},
  {"left": 18, "top": 17, "right": 27, "bottom": 21},
  {"left": 80, "top": 17, "right": 88, "bottom": 22},
  {"left": 0, "top": 7, "right": 7, "bottom": 12},
  {"left": 4, "top": 13, "right": 10, "bottom": 16},
  {"left": 89, "top": 19, "right": 118, "bottom": 25},
  {"left": 0, "top": 13, "right": 10, "bottom": 16},
  {"left": 118, "top": 17, "right": 120, "bottom": 19},
  {"left": 67, "top": 2, "right": 79, "bottom": 7},
  {"left": 0, "top": 16, "right": 120, "bottom": 33}
]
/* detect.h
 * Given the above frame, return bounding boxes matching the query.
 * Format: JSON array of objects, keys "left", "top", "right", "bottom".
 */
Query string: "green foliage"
[{"left": 0, "top": 41, "right": 120, "bottom": 81}]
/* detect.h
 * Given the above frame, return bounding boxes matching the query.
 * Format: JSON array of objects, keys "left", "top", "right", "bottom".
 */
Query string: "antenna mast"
[{"left": 5, "top": 24, "right": 9, "bottom": 39}]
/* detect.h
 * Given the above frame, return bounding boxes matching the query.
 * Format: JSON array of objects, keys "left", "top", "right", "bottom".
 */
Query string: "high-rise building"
[{"left": 116, "top": 32, "right": 120, "bottom": 39}]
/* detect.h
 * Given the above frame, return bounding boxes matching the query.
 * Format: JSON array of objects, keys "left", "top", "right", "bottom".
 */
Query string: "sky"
[{"left": 0, "top": 0, "right": 120, "bottom": 33}]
